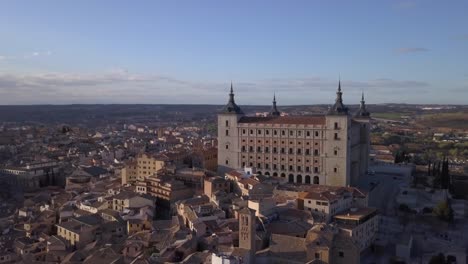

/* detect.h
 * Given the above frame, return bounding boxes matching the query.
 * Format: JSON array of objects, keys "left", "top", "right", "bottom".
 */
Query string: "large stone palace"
[{"left": 217, "top": 81, "right": 371, "bottom": 187}]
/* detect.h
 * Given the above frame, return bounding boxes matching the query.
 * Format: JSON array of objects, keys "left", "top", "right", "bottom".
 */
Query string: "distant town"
[{"left": 0, "top": 84, "right": 467, "bottom": 264}]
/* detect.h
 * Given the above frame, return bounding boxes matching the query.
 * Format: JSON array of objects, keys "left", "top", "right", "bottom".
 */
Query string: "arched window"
[
  {"left": 288, "top": 174, "right": 294, "bottom": 183},
  {"left": 296, "top": 175, "right": 303, "bottom": 184},
  {"left": 305, "top": 175, "right": 311, "bottom": 184},
  {"left": 313, "top": 176, "right": 319, "bottom": 184}
]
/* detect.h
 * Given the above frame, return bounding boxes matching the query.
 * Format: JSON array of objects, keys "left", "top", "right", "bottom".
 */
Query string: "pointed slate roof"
[
  {"left": 222, "top": 82, "right": 244, "bottom": 114},
  {"left": 328, "top": 80, "right": 349, "bottom": 115},
  {"left": 269, "top": 93, "right": 281, "bottom": 117},
  {"left": 354, "top": 92, "right": 370, "bottom": 118}
]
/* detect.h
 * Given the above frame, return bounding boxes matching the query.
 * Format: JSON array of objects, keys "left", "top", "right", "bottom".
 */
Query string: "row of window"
[
  {"left": 226, "top": 129, "right": 341, "bottom": 141},
  {"left": 242, "top": 162, "right": 321, "bottom": 173},
  {"left": 227, "top": 120, "right": 341, "bottom": 130},
  {"left": 139, "top": 166, "right": 158, "bottom": 170},
  {"left": 138, "top": 161, "right": 158, "bottom": 165},
  {"left": 241, "top": 129, "right": 325, "bottom": 137},
  {"left": 240, "top": 146, "right": 321, "bottom": 155},
  {"left": 242, "top": 155, "right": 319, "bottom": 164},
  {"left": 242, "top": 139, "right": 321, "bottom": 145}
]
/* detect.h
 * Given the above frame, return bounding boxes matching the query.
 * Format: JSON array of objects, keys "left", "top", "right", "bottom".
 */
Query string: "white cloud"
[
  {"left": 24, "top": 51, "right": 52, "bottom": 59},
  {"left": 0, "top": 70, "right": 435, "bottom": 104}
]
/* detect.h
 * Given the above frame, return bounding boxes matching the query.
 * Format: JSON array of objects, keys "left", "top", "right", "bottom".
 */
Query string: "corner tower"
[
  {"left": 352, "top": 92, "right": 371, "bottom": 185},
  {"left": 325, "top": 80, "right": 352, "bottom": 186},
  {"left": 217, "top": 82, "right": 244, "bottom": 175}
]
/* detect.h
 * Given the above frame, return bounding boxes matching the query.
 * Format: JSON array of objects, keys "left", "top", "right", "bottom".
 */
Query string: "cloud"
[
  {"left": 395, "top": 47, "right": 429, "bottom": 54},
  {"left": 24, "top": 51, "right": 52, "bottom": 59},
  {"left": 0, "top": 70, "right": 433, "bottom": 104},
  {"left": 0, "top": 51, "right": 52, "bottom": 62}
]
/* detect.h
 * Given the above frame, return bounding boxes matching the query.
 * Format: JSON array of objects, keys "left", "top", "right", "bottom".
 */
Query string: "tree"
[{"left": 441, "top": 158, "right": 450, "bottom": 189}]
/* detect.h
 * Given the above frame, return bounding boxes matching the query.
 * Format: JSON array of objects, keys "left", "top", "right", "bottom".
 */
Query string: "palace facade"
[{"left": 217, "top": 81, "right": 371, "bottom": 187}]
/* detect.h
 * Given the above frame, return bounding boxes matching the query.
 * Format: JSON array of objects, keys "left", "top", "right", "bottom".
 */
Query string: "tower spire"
[
  {"left": 355, "top": 91, "right": 370, "bottom": 118},
  {"left": 338, "top": 76, "right": 342, "bottom": 92},
  {"left": 222, "top": 81, "right": 243, "bottom": 114},
  {"left": 229, "top": 81, "right": 235, "bottom": 103},
  {"left": 270, "top": 92, "right": 280, "bottom": 116},
  {"left": 327, "top": 79, "right": 348, "bottom": 115}
]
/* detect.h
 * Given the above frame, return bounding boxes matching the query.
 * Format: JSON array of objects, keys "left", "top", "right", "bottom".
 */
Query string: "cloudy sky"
[{"left": 0, "top": 0, "right": 467, "bottom": 105}]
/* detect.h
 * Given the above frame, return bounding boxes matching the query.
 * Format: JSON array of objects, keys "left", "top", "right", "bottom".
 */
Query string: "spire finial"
[
  {"left": 273, "top": 92, "right": 276, "bottom": 102},
  {"left": 230, "top": 81, "right": 233, "bottom": 94},
  {"left": 361, "top": 91, "right": 364, "bottom": 102},
  {"left": 338, "top": 74, "right": 342, "bottom": 92},
  {"left": 338, "top": 77, "right": 342, "bottom": 92}
]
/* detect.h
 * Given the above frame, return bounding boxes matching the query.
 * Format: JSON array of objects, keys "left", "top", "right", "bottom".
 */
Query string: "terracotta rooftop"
[
  {"left": 334, "top": 207, "right": 377, "bottom": 221},
  {"left": 238, "top": 115, "right": 326, "bottom": 125}
]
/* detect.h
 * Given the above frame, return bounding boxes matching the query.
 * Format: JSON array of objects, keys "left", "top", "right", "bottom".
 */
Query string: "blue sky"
[{"left": 0, "top": 0, "right": 467, "bottom": 105}]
